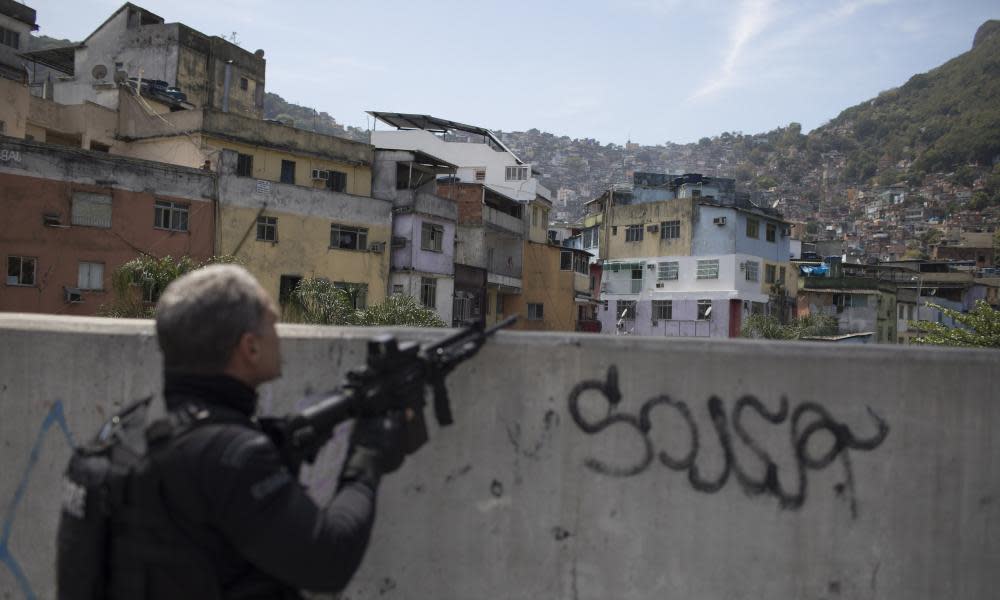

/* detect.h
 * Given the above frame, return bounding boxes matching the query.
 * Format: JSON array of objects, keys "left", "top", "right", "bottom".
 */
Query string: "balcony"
[{"left": 483, "top": 206, "right": 524, "bottom": 234}]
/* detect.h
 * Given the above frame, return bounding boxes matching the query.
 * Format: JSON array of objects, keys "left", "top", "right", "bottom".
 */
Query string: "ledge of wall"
[{"left": 0, "top": 313, "right": 997, "bottom": 599}]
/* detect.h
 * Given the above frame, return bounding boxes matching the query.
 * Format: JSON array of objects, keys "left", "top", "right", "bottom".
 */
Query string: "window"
[
  {"left": 583, "top": 227, "right": 599, "bottom": 248},
  {"left": 474, "top": 169, "right": 486, "bottom": 181},
  {"left": 602, "top": 299, "right": 609, "bottom": 311},
  {"left": 0, "top": 27, "right": 20, "bottom": 49},
  {"left": 657, "top": 261, "right": 679, "bottom": 280},
  {"left": 327, "top": 170, "right": 347, "bottom": 192},
  {"left": 696, "top": 259, "right": 719, "bottom": 279},
  {"left": 392, "top": 284, "right": 404, "bottom": 295},
  {"left": 335, "top": 282, "right": 368, "bottom": 309},
  {"left": 330, "top": 224, "right": 368, "bottom": 250},
  {"left": 661, "top": 220, "right": 680, "bottom": 240},
  {"left": 7, "top": 256, "right": 36, "bottom": 286},
  {"left": 746, "top": 218, "right": 759, "bottom": 238},
  {"left": 765, "top": 264, "right": 777, "bottom": 284},
  {"left": 78, "top": 262, "right": 104, "bottom": 290},
  {"left": 697, "top": 299, "right": 713, "bottom": 320},
  {"left": 625, "top": 225, "right": 644, "bottom": 242},
  {"left": 505, "top": 166, "right": 528, "bottom": 181},
  {"left": 618, "top": 300, "right": 636, "bottom": 321},
  {"left": 612, "top": 226, "right": 618, "bottom": 236},
  {"left": 560, "top": 250, "right": 573, "bottom": 271},
  {"left": 631, "top": 268, "right": 643, "bottom": 293},
  {"left": 766, "top": 223, "right": 777, "bottom": 242},
  {"left": 421, "top": 223, "right": 443, "bottom": 252},
  {"left": 154, "top": 200, "right": 189, "bottom": 231},
  {"left": 256, "top": 216, "right": 277, "bottom": 242},
  {"left": 72, "top": 192, "right": 112, "bottom": 228},
  {"left": 779, "top": 266, "right": 786, "bottom": 284},
  {"left": 239, "top": 77, "right": 249, "bottom": 91},
  {"left": 652, "top": 300, "right": 673, "bottom": 321},
  {"left": 236, "top": 153, "right": 254, "bottom": 177},
  {"left": 528, "top": 303, "right": 544, "bottom": 320},
  {"left": 278, "top": 275, "right": 302, "bottom": 305},
  {"left": 280, "top": 160, "right": 296, "bottom": 184},
  {"left": 745, "top": 261, "right": 759, "bottom": 282},
  {"left": 420, "top": 277, "right": 436, "bottom": 309},
  {"left": 573, "top": 252, "right": 588, "bottom": 275}
]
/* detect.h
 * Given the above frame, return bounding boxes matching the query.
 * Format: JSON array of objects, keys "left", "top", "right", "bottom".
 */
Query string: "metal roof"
[
  {"left": 19, "top": 44, "right": 80, "bottom": 75},
  {"left": 367, "top": 111, "right": 522, "bottom": 164}
]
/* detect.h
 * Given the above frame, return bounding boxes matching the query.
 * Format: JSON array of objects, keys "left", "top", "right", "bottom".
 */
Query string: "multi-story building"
[
  {"left": 4, "top": 3, "right": 388, "bottom": 310},
  {"left": 216, "top": 150, "right": 391, "bottom": 311},
  {"left": 0, "top": 0, "right": 36, "bottom": 83},
  {"left": 42, "top": 3, "right": 265, "bottom": 118},
  {"left": 587, "top": 173, "right": 793, "bottom": 338},
  {"left": 372, "top": 148, "right": 458, "bottom": 323},
  {"left": 370, "top": 113, "right": 552, "bottom": 326},
  {"left": 1, "top": 137, "right": 215, "bottom": 314}
]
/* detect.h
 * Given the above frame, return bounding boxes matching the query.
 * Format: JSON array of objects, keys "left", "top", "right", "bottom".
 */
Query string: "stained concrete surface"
[{"left": 0, "top": 313, "right": 997, "bottom": 599}]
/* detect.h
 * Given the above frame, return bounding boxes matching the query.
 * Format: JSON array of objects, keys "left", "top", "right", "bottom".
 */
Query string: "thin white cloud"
[
  {"left": 689, "top": 0, "right": 778, "bottom": 101},
  {"left": 688, "top": 0, "right": 894, "bottom": 102}
]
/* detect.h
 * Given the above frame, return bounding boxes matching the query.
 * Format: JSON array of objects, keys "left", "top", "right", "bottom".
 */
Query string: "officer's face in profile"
[{"left": 250, "top": 299, "right": 283, "bottom": 385}]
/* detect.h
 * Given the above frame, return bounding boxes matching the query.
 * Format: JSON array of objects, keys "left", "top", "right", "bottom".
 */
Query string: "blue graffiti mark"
[{"left": 1, "top": 400, "right": 75, "bottom": 600}]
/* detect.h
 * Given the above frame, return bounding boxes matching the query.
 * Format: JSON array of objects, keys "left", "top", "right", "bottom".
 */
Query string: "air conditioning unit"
[
  {"left": 368, "top": 242, "right": 385, "bottom": 253},
  {"left": 312, "top": 169, "right": 330, "bottom": 180},
  {"left": 64, "top": 287, "right": 83, "bottom": 303},
  {"left": 391, "top": 236, "right": 407, "bottom": 249},
  {"left": 713, "top": 217, "right": 727, "bottom": 226},
  {"left": 647, "top": 224, "right": 659, "bottom": 233},
  {"left": 655, "top": 282, "right": 664, "bottom": 288}
]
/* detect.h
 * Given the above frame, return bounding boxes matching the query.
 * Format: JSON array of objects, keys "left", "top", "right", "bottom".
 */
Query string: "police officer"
[{"left": 107, "top": 264, "right": 408, "bottom": 598}]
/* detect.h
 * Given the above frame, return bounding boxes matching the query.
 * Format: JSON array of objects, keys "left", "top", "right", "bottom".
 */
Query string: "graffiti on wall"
[
  {"left": 567, "top": 366, "right": 889, "bottom": 518},
  {"left": 1, "top": 400, "right": 75, "bottom": 600}
]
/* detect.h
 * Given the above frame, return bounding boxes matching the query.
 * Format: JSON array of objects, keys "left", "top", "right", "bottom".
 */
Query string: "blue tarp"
[{"left": 800, "top": 264, "right": 829, "bottom": 276}]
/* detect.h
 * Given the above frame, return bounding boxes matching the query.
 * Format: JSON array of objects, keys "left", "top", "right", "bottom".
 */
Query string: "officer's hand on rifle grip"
[{"left": 339, "top": 412, "right": 407, "bottom": 487}]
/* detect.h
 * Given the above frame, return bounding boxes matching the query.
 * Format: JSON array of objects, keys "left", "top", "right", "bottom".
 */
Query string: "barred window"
[
  {"left": 745, "top": 261, "right": 759, "bottom": 282},
  {"left": 765, "top": 264, "right": 777, "bottom": 284},
  {"left": 625, "top": 225, "right": 644, "bottom": 242},
  {"left": 236, "top": 153, "right": 254, "bottom": 177},
  {"left": 766, "top": 223, "right": 777, "bottom": 242},
  {"left": 618, "top": 300, "right": 637, "bottom": 321},
  {"left": 154, "top": 200, "right": 189, "bottom": 232},
  {"left": 660, "top": 220, "right": 680, "bottom": 240},
  {"left": 420, "top": 277, "right": 436, "bottom": 308},
  {"left": 697, "top": 299, "right": 713, "bottom": 320},
  {"left": 72, "top": 192, "right": 112, "bottom": 228},
  {"left": 652, "top": 300, "right": 672, "bottom": 320},
  {"left": 657, "top": 261, "right": 679, "bottom": 280},
  {"left": 696, "top": 259, "right": 719, "bottom": 279},
  {"left": 330, "top": 224, "right": 368, "bottom": 250}
]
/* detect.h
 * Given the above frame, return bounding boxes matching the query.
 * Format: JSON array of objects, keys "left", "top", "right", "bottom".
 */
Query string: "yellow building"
[
  {"left": 216, "top": 150, "right": 391, "bottom": 308},
  {"left": 507, "top": 242, "right": 596, "bottom": 331}
]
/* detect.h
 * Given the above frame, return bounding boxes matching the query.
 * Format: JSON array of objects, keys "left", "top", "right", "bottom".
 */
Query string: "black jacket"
[{"left": 109, "top": 373, "right": 377, "bottom": 599}]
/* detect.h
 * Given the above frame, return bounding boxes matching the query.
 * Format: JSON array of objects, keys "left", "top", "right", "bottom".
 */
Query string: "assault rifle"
[{"left": 261, "top": 315, "right": 517, "bottom": 473}]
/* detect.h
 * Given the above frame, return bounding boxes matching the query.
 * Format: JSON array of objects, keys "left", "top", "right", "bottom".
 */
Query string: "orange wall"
[{"left": 0, "top": 173, "right": 214, "bottom": 315}]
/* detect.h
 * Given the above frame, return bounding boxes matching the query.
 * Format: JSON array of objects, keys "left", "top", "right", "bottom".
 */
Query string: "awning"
[{"left": 20, "top": 45, "right": 80, "bottom": 75}]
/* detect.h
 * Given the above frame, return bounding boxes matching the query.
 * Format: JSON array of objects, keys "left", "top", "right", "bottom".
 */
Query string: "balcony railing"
[{"left": 483, "top": 206, "right": 524, "bottom": 234}]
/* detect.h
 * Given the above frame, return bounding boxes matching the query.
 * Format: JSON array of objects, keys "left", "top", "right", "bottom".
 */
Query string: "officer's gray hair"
[{"left": 155, "top": 264, "right": 271, "bottom": 373}]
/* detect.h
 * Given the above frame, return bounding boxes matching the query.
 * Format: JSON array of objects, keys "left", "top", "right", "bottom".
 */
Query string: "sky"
[{"left": 24, "top": 0, "right": 999, "bottom": 145}]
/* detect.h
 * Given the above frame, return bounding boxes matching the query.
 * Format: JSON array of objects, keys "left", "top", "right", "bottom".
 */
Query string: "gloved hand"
[{"left": 339, "top": 412, "right": 407, "bottom": 488}]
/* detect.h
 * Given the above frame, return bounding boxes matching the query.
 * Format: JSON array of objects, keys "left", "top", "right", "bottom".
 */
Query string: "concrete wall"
[
  {"left": 0, "top": 77, "right": 29, "bottom": 138},
  {"left": 1, "top": 314, "right": 997, "bottom": 599}
]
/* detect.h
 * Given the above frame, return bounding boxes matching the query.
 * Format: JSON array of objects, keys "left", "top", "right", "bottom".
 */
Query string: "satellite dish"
[
  {"left": 92, "top": 64, "right": 108, "bottom": 80},
  {"left": 704, "top": 306, "right": 713, "bottom": 319}
]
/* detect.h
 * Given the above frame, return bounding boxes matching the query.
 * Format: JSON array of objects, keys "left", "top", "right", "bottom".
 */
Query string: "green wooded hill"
[{"left": 815, "top": 19, "right": 1000, "bottom": 182}]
